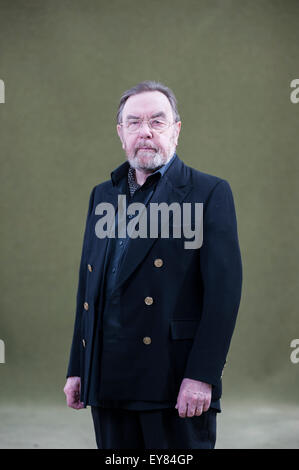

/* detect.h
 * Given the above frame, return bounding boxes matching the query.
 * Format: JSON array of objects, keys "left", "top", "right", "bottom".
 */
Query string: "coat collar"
[{"left": 108, "top": 153, "right": 189, "bottom": 195}]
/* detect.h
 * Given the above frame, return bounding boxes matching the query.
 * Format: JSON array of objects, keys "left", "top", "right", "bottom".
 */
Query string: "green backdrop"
[{"left": 0, "top": 0, "right": 298, "bottom": 406}]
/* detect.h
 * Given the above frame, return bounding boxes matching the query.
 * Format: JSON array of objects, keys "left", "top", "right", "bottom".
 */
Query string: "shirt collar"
[{"left": 111, "top": 153, "right": 177, "bottom": 188}]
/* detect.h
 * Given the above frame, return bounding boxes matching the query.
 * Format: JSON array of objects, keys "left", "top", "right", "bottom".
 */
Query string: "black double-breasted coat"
[{"left": 66, "top": 154, "right": 242, "bottom": 407}]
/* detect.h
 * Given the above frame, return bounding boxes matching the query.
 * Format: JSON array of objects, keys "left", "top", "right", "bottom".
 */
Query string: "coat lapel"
[{"left": 89, "top": 183, "right": 122, "bottom": 313}]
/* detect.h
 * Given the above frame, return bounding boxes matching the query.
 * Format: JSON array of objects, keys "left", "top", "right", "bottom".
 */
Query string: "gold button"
[
  {"left": 87, "top": 264, "right": 93, "bottom": 272},
  {"left": 144, "top": 296, "right": 153, "bottom": 305},
  {"left": 143, "top": 336, "right": 151, "bottom": 345},
  {"left": 82, "top": 339, "right": 86, "bottom": 348},
  {"left": 84, "top": 302, "right": 89, "bottom": 311},
  {"left": 154, "top": 258, "right": 163, "bottom": 268}
]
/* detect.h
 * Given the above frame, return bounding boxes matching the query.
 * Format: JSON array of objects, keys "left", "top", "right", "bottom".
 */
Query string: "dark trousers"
[{"left": 91, "top": 406, "right": 217, "bottom": 449}]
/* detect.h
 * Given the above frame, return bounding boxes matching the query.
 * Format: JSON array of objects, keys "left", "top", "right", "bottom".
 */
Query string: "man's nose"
[{"left": 138, "top": 121, "right": 153, "bottom": 138}]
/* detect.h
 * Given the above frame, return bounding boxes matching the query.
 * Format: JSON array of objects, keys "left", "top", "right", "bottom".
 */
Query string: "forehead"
[{"left": 122, "top": 91, "right": 173, "bottom": 119}]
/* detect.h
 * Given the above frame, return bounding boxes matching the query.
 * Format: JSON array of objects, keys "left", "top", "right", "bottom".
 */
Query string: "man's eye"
[
  {"left": 151, "top": 119, "right": 166, "bottom": 127},
  {"left": 128, "top": 121, "right": 140, "bottom": 126}
]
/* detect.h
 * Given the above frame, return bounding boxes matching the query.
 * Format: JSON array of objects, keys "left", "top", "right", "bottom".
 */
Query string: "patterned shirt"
[{"left": 127, "top": 166, "right": 140, "bottom": 197}]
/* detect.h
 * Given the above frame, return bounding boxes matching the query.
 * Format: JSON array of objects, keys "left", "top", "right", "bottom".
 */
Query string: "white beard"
[{"left": 126, "top": 143, "right": 176, "bottom": 172}]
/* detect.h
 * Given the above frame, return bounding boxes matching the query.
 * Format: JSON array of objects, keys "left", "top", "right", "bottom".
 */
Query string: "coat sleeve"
[
  {"left": 183, "top": 179, "right": 242, "bottom": 386},
  {"left": 66, "top": 186, "right": 96, "bottom": 378}
]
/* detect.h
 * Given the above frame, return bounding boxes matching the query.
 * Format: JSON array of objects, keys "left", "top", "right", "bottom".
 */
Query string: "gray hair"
[{"left": 116, "top": 80, "right": 180, "bottom": 124}]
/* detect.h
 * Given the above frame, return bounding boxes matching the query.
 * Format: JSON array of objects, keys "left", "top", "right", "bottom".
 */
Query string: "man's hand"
[
  {"left": 63, "top": 376, "right": 85, "bottom": 410},
  {"left": 175, "top": 378, "right": 212, "bottom": 418}
]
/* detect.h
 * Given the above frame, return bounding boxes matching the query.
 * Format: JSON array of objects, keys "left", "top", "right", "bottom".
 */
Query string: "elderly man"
[{"left": 64, "top": 81, "right": 242, "bottom": 449}]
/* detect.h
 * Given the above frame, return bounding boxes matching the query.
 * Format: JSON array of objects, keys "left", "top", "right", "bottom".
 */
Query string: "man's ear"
[
  {"left": 117, "top": 124, "right": 125, "bottom": 149},
  {"left": 174, "top": 121, "right": 181, "bottom": 145}
]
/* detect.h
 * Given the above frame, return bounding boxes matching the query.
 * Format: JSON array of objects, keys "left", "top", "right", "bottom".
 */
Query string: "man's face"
[{"left": 117, "top": 91, "right": 181, "bottom": 171}]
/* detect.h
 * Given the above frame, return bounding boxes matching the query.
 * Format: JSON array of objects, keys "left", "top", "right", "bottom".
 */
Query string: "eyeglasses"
[{"left": 120, "top": 118, "right": 175, "bottom": 134}]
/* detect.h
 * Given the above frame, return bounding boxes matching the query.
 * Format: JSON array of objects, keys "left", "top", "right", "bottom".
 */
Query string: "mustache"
[{"left": 135, "top": 142, "right": 158, "bottom": 151}]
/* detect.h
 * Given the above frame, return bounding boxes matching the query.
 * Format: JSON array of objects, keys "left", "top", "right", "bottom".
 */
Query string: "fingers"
[
  {"left": 64, "top": 387, "right": 84, "bottom": 410},
  {"left": 177, "top": 402, "right": 205, "bottom": 418},
  {"left": 71, "top": 401, "right": 85, "bottom": 410},
  {"left": 67, "top": 397, "right": 84, "bottom": 409},
  {"left": 186, "top": 394, "right": 199, "bottom": 417},
  {"left": 176, "top": 395, "right": 210, "bottom": 418},
  {"left": 202, "top": 399, "right": 211, "bottom": 413},
  {"left": 175, "top": 379, "right": 212, "bottom": 418},
  {"left": 177, "top": 402, "right": 203, "bottom": 418}
]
